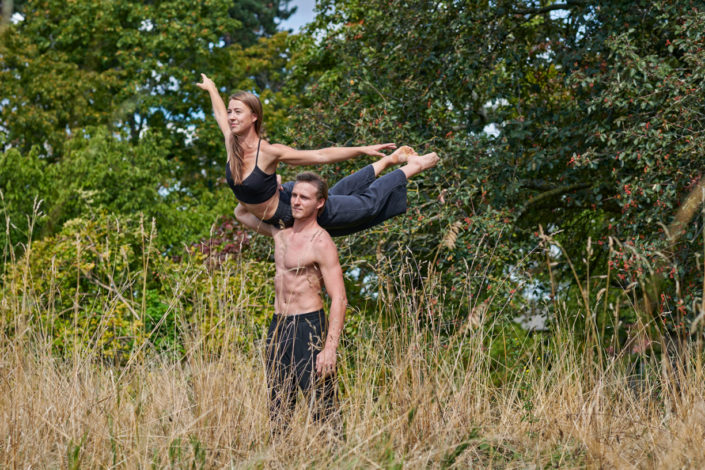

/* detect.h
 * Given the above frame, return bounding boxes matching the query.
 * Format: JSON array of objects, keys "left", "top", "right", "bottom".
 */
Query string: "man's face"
[{"left": 291, "top": 182, "right": 325, "bottom": 220}]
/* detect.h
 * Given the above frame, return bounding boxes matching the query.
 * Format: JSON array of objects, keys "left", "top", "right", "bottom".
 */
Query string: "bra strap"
[{"left": 255, "top": 137, "right": 262, "bottom": 165}]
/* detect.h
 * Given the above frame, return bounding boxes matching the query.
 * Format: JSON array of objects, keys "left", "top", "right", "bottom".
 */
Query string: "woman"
[{"left": 197, "top": 74, "right": 438, "bottom": 236}]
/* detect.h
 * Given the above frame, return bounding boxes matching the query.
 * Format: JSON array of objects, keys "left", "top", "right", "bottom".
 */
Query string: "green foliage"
[
  {"left": 0, "top": 0, "right": 304, "bottom": 254},
  {"left": 225, "top": 0, "right": 296, "bottom": 47},
  {"left": 0, "top": 0, "right": 301, "bottom": 195},
  {"left": 3, "top": 0, "right": 705, "bottom": 361},
  {"left": 0, "top": 146, "right": 49, "bottom": 250},
  {"left": 3, "top": 213, "right": 160, "bottom": 359},
  {"left": 1, "top": 0, "right": 236, "bottom": 156},
  {"left": 1, "top": 125, "right": 242, "bottom": 254},
  {"left": 66, "top": 433, "right": 87, "bottom": 470},
  {"left": 1, "top": 212, "right": 275, "bottom": 361},
  {"left": 47, "top": 127, "right": 168, "bottom": 229},
  {"left": 565, "top": 4, "right": 705, "bottom": 335},
  {"left": 285, "top": 0, "right": 705, "bottom": 332}
]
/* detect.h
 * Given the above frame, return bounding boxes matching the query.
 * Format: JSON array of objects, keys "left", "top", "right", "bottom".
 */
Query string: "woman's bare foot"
[
  {"left": 372, "top": 145, "right": 418, "bottom": 176},
  {"left": 400, "top": 152, "right": 439, "bottom": 179},
  {"left": 389, "top": 145, "right": 416, "bottom": 164}
]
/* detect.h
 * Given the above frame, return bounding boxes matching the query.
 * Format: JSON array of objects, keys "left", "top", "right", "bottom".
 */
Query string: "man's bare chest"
[{"left": 276, "top": 237, "right": 319, "bottom": 273}]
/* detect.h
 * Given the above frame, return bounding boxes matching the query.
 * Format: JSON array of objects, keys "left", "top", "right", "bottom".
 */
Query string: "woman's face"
[{"left": 227, "top": 99, "right": 258, "bottom": 135}]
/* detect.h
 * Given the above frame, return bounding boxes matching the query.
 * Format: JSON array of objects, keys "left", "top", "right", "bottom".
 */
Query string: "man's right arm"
[{"left": 234, "top": 204, "right": 276, "bottom": 237}]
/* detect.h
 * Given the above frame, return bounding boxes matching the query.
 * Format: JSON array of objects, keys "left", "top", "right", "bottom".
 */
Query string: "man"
[{"left": 236, "top": 172, "right": 347, "bottom": 430}]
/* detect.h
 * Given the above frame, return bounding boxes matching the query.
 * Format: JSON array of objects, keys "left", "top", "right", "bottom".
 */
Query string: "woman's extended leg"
[
  {"left": 254, "top": 147, "right": 414, "bottom": 230},
  {"left": 327, "top": 146, "right": 416, "bottom": 196},
  {"left": 318, "top": 152, "right": 439, "bottom": 235}
]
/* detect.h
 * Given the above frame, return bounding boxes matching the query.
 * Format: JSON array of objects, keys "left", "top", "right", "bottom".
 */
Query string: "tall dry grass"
[{"left": 2, "top": 219, "right": 705, "bottom": 468}]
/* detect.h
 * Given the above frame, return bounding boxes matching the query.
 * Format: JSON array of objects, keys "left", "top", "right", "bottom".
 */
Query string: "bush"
[{"left": 1, "top": 212, "right": 275, "bottom": 363}]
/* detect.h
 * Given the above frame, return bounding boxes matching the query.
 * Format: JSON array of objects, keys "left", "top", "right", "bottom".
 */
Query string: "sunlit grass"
[{"left": 2, "top": 214, "right": 705, "bottom": 468}]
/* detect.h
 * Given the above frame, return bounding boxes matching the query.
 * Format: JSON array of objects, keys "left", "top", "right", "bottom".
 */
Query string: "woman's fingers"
[{"left": 197, "top": 73, "right": 214, "bottom": 90}]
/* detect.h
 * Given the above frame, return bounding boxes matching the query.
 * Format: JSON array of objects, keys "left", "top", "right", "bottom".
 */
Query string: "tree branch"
[
  {"left": 526, "top": 182, "right": 591, "bottom": 206},
  {"left": 520, "top": 179, "right": 557, "bottom": 191},
  {"left": 517, "top": 182, "right": 592, "bottom": 218}
]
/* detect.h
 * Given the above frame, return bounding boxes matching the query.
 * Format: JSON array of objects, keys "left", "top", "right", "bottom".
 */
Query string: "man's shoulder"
[
  {"left": 312, "top": 226, "right": 334, "bottom": 244},
  {"left": 310, "top": 229, "right": 338, "bottom": 261},
  {"left": 292, "top": 226, "right": 334, "bottom": 248},
  {"left": 272, "top": 225, "right": 288, "bottom": 239}
]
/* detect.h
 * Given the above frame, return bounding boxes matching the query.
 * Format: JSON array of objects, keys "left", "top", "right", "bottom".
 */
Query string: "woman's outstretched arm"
[
  {"left": 196, "top": 74, "right": 231, "bottom": 140},
  {"left": 271, "top": 143, "right": 397, "bottom": 166}
]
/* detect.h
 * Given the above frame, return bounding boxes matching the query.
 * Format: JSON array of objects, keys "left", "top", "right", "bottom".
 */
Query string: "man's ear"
[{"left": 316, "top": 198, "right": 326, "bottom": 213}]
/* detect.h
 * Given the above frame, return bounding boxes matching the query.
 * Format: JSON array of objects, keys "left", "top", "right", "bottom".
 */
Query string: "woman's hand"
[
  {"left": 196, "top": 73, "right": 216, "bottom": 92},
  {"left": 359, "top": 143, "right": 397, "bottom": 157}
]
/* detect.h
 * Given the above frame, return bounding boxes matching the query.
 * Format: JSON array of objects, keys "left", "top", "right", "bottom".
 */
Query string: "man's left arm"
[{"left": 316, "top": 236, "right": 348, "bottom": 377}]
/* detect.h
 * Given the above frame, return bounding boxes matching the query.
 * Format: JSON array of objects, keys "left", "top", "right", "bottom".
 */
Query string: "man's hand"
[
  {"left": 316, "top": 346, "right": 337, "bottom": 377},
  {"left": 196, "top": 73, "right": 216, "bottom": 91},
  {"left": 359, "top": 143, "right": 397, "bottom": 157}
]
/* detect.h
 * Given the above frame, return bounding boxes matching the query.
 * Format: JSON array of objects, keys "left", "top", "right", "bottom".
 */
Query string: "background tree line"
[{"left": 2, "top": 0, "right": 705, "bottom": 354}]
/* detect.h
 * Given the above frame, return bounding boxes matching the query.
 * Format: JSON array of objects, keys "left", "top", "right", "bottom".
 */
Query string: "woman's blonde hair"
[{"left": 227, "top": 91, "right": 263, "bottom": 184}]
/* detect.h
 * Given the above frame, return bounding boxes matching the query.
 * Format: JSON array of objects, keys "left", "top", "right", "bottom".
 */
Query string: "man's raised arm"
[{"left": 315, "top": 234, "right": 348, "bottom": 377}]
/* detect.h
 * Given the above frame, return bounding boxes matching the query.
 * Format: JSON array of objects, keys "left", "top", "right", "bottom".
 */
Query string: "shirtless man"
[{"left": 237, "top": 172, "right": 347, "bottom": 429}]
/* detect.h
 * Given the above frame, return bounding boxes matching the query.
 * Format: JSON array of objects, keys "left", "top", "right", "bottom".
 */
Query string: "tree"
[
  {"left": 0, "top": 0, "right": 239, "bottom": 159},
  {"left": 0, "top": 145, "right": 49, "bottom": 252},
  {"left": 0, "top": 0, "right": 298, "bottom": 173},
  {"left": 287, "top": 0, "right": 705, "bottom": 334},
  {"left": 0, "top": 0, "right": 304, "bottom": 252},
  {"left": 225, "top": 0, "right": 296, "bottom": 47}
]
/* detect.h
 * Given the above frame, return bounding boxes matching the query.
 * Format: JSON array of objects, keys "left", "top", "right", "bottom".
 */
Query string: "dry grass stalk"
[{"left": 2, "top": 214, "right": 705, "bottom": 467}]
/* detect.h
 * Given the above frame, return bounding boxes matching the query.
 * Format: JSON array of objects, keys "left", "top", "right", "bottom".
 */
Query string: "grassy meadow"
[{"left": 2, "top": 217, "right": 705, "bottom": 469}]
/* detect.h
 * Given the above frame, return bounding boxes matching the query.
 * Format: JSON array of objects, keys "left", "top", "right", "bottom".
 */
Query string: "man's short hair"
[{"left": 295, "top": 172, "right": 329, "bottom": 202}]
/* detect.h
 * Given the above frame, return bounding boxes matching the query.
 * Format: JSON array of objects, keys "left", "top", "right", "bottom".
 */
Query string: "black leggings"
[
  {"left": 269, "top": 165, "right": 408, "bottom": 236},
  {"left": 265, "top": 309, "right": 337, "bottom": 428}
]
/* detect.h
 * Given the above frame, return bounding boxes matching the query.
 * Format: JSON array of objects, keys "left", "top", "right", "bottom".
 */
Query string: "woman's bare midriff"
[{"left": 240, "top": 191, "right": 280, "bottom": 220}]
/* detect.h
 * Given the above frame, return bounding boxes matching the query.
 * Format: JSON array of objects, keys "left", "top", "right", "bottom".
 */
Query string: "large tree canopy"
[
  {"left": 2, "top": 0, "right": 704, "bottom": 340},
  {"left": 0, "top": 0, "right": 296, "bottom": 171},
  {"left": 286, "top": 0, "right": 705, "bottom": 330},
  {"left": 0, "top": 0, "right": 299, "bottom": 251}
]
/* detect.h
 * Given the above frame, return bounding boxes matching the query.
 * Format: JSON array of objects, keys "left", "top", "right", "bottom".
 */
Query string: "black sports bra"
[{"left": 225, "top": 138, "right": 278, "bottom": 204}]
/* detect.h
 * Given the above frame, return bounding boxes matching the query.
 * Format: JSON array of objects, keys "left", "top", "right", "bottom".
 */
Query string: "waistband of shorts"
[{"left": 272, "top": 308, "right": 325, "bottom": 321}]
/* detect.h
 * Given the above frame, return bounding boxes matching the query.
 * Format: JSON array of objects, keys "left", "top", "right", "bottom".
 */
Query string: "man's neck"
[{"left": 291, "top": 214, "right": 321, "bottom": 234}]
